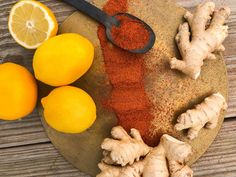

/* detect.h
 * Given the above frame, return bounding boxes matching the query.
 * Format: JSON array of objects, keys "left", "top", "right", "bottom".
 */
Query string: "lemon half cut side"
[{"left": 8, "top": 0, "right": 58, "bottom": 49}]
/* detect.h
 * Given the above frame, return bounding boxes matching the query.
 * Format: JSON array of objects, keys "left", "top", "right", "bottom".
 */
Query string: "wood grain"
[
  {"left": 192, "top": 119, "right": 236, "bottom": 177},
  {"left": 0, "top": 143, "right": 89, "bottom": 177},
  {"left": 0, "top": 120, "right": 235, "bottom": 177},
  {"left": 0, "top": 110, "right": 49, "bottom": 148}
]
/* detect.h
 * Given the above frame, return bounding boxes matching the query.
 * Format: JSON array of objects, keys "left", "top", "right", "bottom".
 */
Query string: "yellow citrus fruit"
[
  {"left": 8, "top": 0, "right": 58, "bottom": 49},
  {"left": 33, "top": 33, "right": 94, "bottom": 86},
  {"left": 0, "top": 62, "right": 38, "bottom": 120},
  {"left": 41, "top": 86, "right": 96, "bottom": 133}
]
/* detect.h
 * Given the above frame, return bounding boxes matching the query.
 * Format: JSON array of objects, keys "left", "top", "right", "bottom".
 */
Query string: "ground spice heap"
[
  {"left": 98, "top": 0, "right": 156, "bottom": 146},
  {"left": 111, "top": 15, "right": 150, "bottom": 50}
]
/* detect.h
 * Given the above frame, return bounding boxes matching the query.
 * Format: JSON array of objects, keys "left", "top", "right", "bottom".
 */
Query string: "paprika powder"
[
  {"left": 111, "top": 15, "right": 150, "bottom": 50},
  {"left": 98, "top": 0, "right": 156, "bottom": 146}
]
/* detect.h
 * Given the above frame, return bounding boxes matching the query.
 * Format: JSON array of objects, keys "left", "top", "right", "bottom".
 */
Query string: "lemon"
[
  {"left": 33, "top": 33, "right": 94, "bottom": 86},
  {"left": 0, "top": 62, "right": 38, "bottom": 120},
  {"left": 41, "top": 86, "right": 96, "bottom": 133},
  {"left": 8, "top": 0, "right": 58, "bottom": 49}
]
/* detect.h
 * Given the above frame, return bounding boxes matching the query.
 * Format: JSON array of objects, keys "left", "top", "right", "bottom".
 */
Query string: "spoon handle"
[{"left": 63, "top": 0, "right": 119, "bottom": 27}]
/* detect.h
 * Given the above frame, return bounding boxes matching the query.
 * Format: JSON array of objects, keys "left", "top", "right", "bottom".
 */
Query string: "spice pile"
[
  {"left": 98, "top": 0, "right": 155, "bottom": 145},
  {"left": 111, "top": 15, "right": 150, "bottom": 50}
]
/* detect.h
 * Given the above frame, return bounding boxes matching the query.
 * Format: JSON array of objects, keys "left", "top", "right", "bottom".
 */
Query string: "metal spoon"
[{"left": 63, "top": 0, "right": 156, "bottom": 54}]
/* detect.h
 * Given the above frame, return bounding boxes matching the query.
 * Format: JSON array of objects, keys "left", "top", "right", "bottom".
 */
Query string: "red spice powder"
[
  {"left": 111, "top": 15, "right": 150, "bottom": 50},
  {"left": 103, "top": 0, "right": 127, "bottom": 15},
  {"left": 98, "top": 0, "right": 156, "bottom": 146}
]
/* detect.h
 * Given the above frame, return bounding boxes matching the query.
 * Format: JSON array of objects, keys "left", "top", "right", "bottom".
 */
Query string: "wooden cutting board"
[{"left": 39, "top": 0, "right": 228, "bottom": 176}]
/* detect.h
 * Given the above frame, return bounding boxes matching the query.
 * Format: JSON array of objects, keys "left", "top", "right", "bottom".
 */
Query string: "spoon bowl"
[{"left": 105, "top": 13, "right": 156, "bottom": 54}]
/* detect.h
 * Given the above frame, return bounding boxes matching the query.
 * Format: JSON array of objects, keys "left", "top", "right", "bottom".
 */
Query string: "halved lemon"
[{"left": 8, "top": 0, "right": 58, "bottom": 49}]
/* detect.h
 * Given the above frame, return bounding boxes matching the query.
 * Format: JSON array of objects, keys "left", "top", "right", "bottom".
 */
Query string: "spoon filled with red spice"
[{"left": 63, "top": 0, "right": 155, "bottom": 54}]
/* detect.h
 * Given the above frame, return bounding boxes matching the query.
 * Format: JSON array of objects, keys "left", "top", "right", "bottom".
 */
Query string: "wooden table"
[{"left": 0, "top": 0, "right": 235, "bottom": 176}]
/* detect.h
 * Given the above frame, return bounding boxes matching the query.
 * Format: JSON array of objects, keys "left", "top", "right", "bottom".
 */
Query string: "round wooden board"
[{"left": 39, "top": 0, "right": 228, "bottom": 176}]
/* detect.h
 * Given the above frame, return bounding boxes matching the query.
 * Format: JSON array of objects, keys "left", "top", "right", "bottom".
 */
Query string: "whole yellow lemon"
[
  {"left": 33, "top": 33, "right": 94, "bottom": 86},
  {"left": 41, "top": 86, "right": 96, "bottom": 133},
  {"left": 0, "top": 62, "right": 38, "bottom": 120}
]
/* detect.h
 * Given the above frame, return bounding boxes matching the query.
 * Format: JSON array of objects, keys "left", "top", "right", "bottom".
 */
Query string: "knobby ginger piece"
[
  {"left": 169, "top": 2, "right": 230, "bottom": 79},
  {"left": 97, "top": 161, "right": 144, "bottom": 177},
  {"left": 101, "top": 126, "right": 151, "bottom": 166},
  {"left": 97, "top": 127, "right": 193, "bottom": 177},
  {"left": 143, "top": 135, "right": 193, "bottom": 177},
  {"left": 175, "top": 93, "right": 227, "bottom": 140}
]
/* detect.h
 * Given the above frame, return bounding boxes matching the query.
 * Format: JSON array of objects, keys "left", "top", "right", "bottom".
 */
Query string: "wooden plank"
[
  {"left": 0, "top": 120, "right": 235, "bottom": 177},
  {"left": 192, "top": 119, "right": 236, "bottom": 177},
  {"left": 0, "top": 110, "right": 49, "bottom": 148},
  {"left": 176, "top": 0, "right": 236, "bottom": 118},
  {"left": 0, "top": 143, "right": 89, "bottom": 177}
]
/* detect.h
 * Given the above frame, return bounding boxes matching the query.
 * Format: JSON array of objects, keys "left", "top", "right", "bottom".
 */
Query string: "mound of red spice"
[
  {"left": 111, "top": 15, "right": 150, "bottom": 50},
  {"left": 98, "top": 0, "right": 156, "bottom": 146}
]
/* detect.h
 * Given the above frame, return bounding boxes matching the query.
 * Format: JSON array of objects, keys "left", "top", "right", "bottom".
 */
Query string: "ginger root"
[
  {"left": 143, "top": 134, "right": 193, "bottom": 177},
  {"left": 97, "top": 126, "right": 193, "bottom": 177},
  {"left": 97, "top": 161, "right": 144, "bottom": 177},
  {"left": 169, "top": 2, "right": 230, "bottom": 79},
  {"left": 101, "top": 126, "right": 151, "bottom": 166},
  {"left": 175, "top": 93, "right": 227, "bottom": 140}
]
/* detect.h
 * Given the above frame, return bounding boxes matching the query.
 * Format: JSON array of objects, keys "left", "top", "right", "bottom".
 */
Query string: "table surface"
[{"left": 0, "top": 0, "right": 235, "bottom": 176}]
